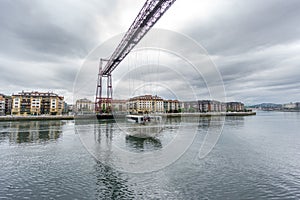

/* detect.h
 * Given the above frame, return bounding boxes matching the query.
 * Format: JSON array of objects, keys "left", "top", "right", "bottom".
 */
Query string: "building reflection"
[
  {"left": 8, "top": 121, "right": 63, "bottom": 144},
  {"left": 225, "top": 115, "right": 245, "bottom": 127}
]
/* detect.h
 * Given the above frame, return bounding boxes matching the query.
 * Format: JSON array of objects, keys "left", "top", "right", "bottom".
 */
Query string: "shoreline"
[
  {"left": 0, "top": 115, "right": 74, "bottom": 122},
  {"left": 0, "top": 112, "right": 256, "bottom": 122},
  {"left": 163, "top": 112, "right": 256, "bottom": 117}
]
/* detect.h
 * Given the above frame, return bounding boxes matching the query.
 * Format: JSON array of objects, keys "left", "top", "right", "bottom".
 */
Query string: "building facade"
[
  {"left": 181, "top": 101, "right": 199, "bottom": 112},
  {"left": 75, "top": 98, "right": 94, "bottom": 114},
  {"left": 5, "top": 96, "right": 12, "bottom": 115},
  {"left": 127, "top": 95, "right": 164, "bottom": 114},
  {"left": 283, "top": 102, "right": 297, "bottom": 110},
  {"left": 0, "top": 94, "right": 5, "bottom": 116},
  {"left": 226, "top": 102, "right": 245, "bottom": 112},
  {"left": 296, "top": 102, "right": 300, "bottom": 110},
  {"left": 11, "top": 91, "right": 64, "bottom": 116},
  {"left": 164, "top": 100, "right": 180, "bottom": 113},
  {"left": 198, "top": 100, "right": 226, "bottom": 112},
  {"left": 112, "top": 100, "right": 127, "bottom": 112}
]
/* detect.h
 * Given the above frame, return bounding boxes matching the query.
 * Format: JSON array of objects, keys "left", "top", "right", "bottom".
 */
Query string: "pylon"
[{"left": 95, "top": 59, "right": 112, "bottom": 114}]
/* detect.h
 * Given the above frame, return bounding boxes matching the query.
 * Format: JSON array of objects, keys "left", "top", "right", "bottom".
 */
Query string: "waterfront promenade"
[
  {"left": 0, "top": 112, "right": 256, "bottom": 121},
  {"left": 0, "top": 115, "right": 74, "bottom": 121},
  {"left": 161, "top": 112, "right": 256, "bottom": 117}
]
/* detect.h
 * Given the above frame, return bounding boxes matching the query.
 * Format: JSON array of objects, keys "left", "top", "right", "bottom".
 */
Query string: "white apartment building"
[
  {"left": 127, "top": 95, "right": 164, "bottom": 114},
  {"left": 75, "top": 98, "right": 94, "bottom": 113}
]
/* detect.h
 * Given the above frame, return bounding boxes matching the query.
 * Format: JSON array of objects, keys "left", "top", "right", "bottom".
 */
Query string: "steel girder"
[{"left": 102, "top": 0, "right": 176, "bottom": 75}]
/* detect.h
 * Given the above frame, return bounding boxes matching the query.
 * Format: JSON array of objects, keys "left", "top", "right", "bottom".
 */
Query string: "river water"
[{"left": 0, "top": 111, "right": 299, "bottom": 199}]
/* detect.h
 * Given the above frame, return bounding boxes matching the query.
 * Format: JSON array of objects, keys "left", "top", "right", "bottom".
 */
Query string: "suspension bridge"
[{"left": 95, "top": 0, "right": 176, "bottom": 117}]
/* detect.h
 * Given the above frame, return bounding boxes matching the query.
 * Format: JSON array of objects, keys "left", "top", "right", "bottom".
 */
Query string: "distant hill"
[{"left": 248, "top": 103, "right": 282, "bottom": 109}]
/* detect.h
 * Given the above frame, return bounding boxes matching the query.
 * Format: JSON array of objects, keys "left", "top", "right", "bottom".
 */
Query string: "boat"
[
  {"left": 124, "top": 114, "right": 163, "bottom": 138},
  {"left": 96, "top": 113, "right": 114, "bottom": 119},
  {"left": 126, "top": 114, "right": 162, "bottom": 124},
  {"left": 126, "top": 114, "right": 144, "bottom": 123}
]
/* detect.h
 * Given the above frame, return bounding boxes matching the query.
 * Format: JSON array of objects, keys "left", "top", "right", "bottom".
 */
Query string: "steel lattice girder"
[{"left": 102, "top": 0, "right": 176, "bottom": 75}]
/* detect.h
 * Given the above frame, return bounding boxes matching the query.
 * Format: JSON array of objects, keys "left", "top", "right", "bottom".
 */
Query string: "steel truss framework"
[{"left": 95, "top": 0, "right": 176, "bottom": 113}]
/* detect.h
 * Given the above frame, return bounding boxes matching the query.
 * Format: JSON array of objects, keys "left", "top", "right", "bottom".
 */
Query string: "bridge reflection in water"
[{"left": 75, "top": 115, "right": 225, "bottom": 173}]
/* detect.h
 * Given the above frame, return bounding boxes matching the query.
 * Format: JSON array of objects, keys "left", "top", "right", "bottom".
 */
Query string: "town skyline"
[
  {"left": 1, "top": 90, "right": 299, "bottom": 107},
  {"left": 0, "top": 0, "right": 300, "bottom": 104}
]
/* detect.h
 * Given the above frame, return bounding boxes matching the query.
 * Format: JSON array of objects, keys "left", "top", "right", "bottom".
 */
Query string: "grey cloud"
[
  {"left": 0, "top": 0, "right": 101, "bottom": 61},
  {"left": 187, "top": 0, "right": 300, "bottom": 56},
  {"left": 0, "top": 0, "right": 299, "bottom": 104}
]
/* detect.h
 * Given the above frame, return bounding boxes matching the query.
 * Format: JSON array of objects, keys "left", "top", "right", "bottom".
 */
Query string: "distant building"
[
  {"left": 198, "top": 100, "right": 226, "bottom": 112},
  {"left": 5, "top": 96, "right": 12, "bottom": 115},
  {"left": 11, "top": 91, "right": 64, "bottom": 116},
  {"left": 296, "top": 102, "right": 300, "bottom": 110},
  {"left": 112, "top": 99, "right": 127, "bottom": 112},
  {"left": 283, "top": 102, "right": 297, "bottom": 110},
  {"left": 0, "top": 94, "right": 5, "bottom": 116},
  {"left": 181, "top": 100, "right": 246, "bottom": 113},
  {"left": 75, "top": 98, "right": 94, "bottom": 114},
  {"left": 63, "top": 102, "right": 69, "bottom": 114},
  {"left": 0, "top": 94, "right": 13, "bottom": 116},
  {"left": 181, "top": 101, "right": 198, "bottom": 113},
  {"left": 67, "top": 104, "right": 74, "bottom": 114},
  {"left": 226, "top": 102, "right": 245, "bottom": 112},
  {"left": 164, "top": 100, "right": 180, "bottom": 113},
  {"left": 127, "top": 95, "right": 164, "bottom": 114}
]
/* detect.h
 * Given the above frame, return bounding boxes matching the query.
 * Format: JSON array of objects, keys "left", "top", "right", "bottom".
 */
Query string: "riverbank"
[
  {"left": 0, "top": 115, "right": 74, "bottom": 122},
  {"left": 0, "top": 112, "right": 256, "bottom": 121},
  {"left": 163, "top": 111, "right": 256, "bottom": 117}
]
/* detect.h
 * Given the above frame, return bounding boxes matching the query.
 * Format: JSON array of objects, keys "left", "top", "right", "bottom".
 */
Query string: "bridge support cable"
[{"left": 95, "top": 0, "right": 176, "bottom": 114}]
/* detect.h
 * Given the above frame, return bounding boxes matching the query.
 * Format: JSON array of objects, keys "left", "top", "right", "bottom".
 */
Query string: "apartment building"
[
  {"left": 12, "top": 91, "right": 64, "bottom": 116},
  {"left": 5, "top": 96, "right": 12, "bottom": 115},
  {"left": 226, "top": 102, "right": 245, "bottom": 112},
  {"left": 296, "top": 102, "right": 300, "bottom": 109},
  {"left": 75, "top": 98, "right": 94, "bottom": 114},
  {"left": 198, "top": 100, "right": 226, "bottom": 112},
  {"left": 112, "top": 99, "right": 127, "bottom": 112},
  {"left": 181, "top": 101, "right": 199, "bottom": 112},
  {"left": 0, "top": 94, "right": 5, "bottom": 116},
  {"left": 127, "top": 95, "right": 164, "bottom": 114},
  {"left": 164, "top": 100, "right": 180, "bottom": 113}
]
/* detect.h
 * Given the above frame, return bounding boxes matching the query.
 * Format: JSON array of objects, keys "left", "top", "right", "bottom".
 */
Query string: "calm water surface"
[{"left": 0, "top": 111, "right": 299, "bottom": 199}]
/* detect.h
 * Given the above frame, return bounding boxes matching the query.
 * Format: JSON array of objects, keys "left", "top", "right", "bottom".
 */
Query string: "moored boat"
[
  {"left": 126, "top": 114, "right": 162, "bottom": 124},
  {"left": 124, "top": 114, "right": 163, "bottom": 138}
]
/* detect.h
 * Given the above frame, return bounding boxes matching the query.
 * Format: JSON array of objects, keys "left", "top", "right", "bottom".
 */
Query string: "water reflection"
[
  {"left": 0, "top": 121, "right": 64, "bottom": 144},
  {"left": 0, "top": 113, "right": 299, "bottom": 199},
  {"left": 94, "top": 161, "right": 135, "bottom": 199},
  {"left": 125, "top": 135, "right": 162, "bottom": 152},
  {"left": 77, "top": 115, "right": 225, "bottom": 173},
  {"left": 93, "top": 121, "right": 113, "bottom": 148},
  {"left": 225, "top": 116, "right": 245, "bottom": 128},
  {"left": 90, "top": 120, "right": 163, "bottom": 151}
]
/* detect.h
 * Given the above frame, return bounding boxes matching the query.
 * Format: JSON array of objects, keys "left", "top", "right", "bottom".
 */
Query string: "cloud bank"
[{"left": 0, "top": 0, "right": 299, "bottom": 104}]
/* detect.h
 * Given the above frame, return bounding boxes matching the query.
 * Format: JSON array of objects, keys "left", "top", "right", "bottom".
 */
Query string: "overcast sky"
[{"left": 0, "top": 0, "right": 299, "bottom": 104}]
